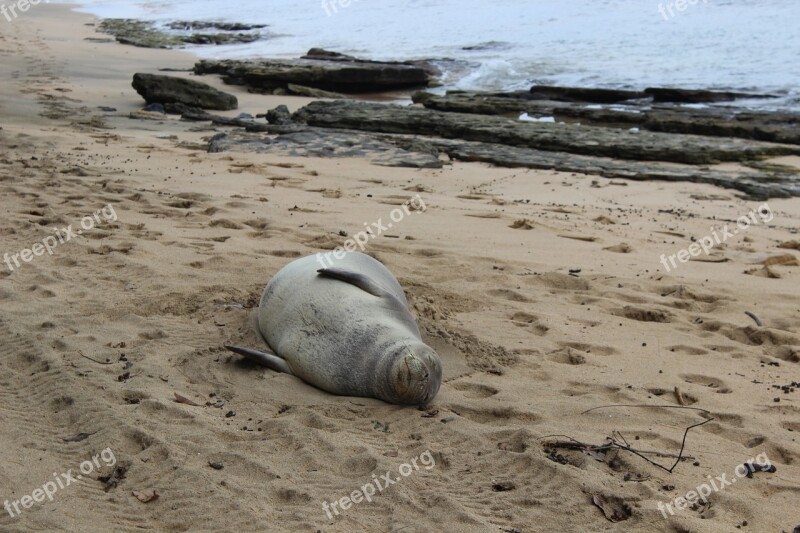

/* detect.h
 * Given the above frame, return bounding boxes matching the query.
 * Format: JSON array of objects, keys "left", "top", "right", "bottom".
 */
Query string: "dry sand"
[{"left": 0, "top": 5, "right": 798, "bottom": 533}]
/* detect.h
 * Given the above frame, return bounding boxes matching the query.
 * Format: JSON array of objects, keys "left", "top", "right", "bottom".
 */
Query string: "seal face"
[{"left": 226, "top": 252, "right": 442, "bottom": 405}]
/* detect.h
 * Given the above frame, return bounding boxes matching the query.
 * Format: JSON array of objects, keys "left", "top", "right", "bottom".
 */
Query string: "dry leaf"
[{"left": 174, "top": 392, "right": 201, "bottom": 406}]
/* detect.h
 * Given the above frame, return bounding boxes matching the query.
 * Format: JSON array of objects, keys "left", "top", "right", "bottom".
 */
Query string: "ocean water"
[{"left": 62, "top": 0, "right": 800, "bottom": 109}]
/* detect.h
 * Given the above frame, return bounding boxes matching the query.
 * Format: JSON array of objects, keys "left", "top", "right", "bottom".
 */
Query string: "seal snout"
[{"left": 390, "top": 345, "right": 442, "bottom": 405}]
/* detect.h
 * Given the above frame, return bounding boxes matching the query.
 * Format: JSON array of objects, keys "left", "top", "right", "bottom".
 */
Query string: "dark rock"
[
  {"left": 529, "top": 85, "right": 646, "bottom": 104},
  {"left": 132, "top": 73, "right": 238, "bottom": 110},
  {"left": 194, "top": 54, "right": 436, "bottom": 94},
  {"left": 302, "top": 48, "right": 357, "bottom": 61},
  {"left": 236, "top": 112, "right": 254, "bottom": 119},
  {"left": 286, "top": 84, "right": 346, "bottom": 99},
  {"left": 645, "top": 87, "right": 777, "bottom": 103},
  {"left": 414, "top": 91, "right": 800, "bottom": 145},
  {"left": 293, "top": 100, "right": 798, "bottom": 164},
  {"left": 143, "top": 103, "right": 166, "bottom": 114},
  {"left": 266, "top": 105, "right": 292, "bottom": 125},
  {"left": 164, "top": 102, "right": 204, "bottom": 115},
  {"left": 166, "top": 21, "right": 267, "bottom": 31}
]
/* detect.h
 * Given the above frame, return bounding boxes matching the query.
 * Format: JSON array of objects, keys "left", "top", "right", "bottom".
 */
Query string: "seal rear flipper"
[
  {"left": 316, "top": 268, "right": 391, "bottom": 299},
  {"left": 225, "top": 345, "right": 294, "bottom": 375}
]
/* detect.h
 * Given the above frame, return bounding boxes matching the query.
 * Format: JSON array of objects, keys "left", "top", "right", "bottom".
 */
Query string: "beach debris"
[
  {"left": 373, "top": 421, "right": 390, "bottom": 432},
  {"left": 588, "top": 492, "right": 632, "bottom": 522},
  {"left": 744, "top": 311, "right": 763, "bottom": 327},
  {"left": 510, "top": 219, "right": 534, "bottom": 230},
  {"left": 63, "top": 432, "right": 97, "bottom": 443},
  {"left": 99, "top": 464, "right": 128, "bottom": 492},
  {"left": 78, "top": 350, "right": 113, "bottom": 365},
  {"left": 558, "top": 234, "right": 597, "bottom": 242},
  {"left": 544, "top": 404, "right": 714, "bottom": 473},
  {"left": 174, "top": 392, "right": 202, "bottom": 407},
  {"left": 674, "top": 387, "right": 687, "bottom": 406},
  {"left": 132, "top": 490, "right": 160, "bottom": 503},
  {"left": 740, "top": 461, "right": 777, "bottom": 478},
  {"left": 492, "top": 481, "right": 516, "bottom": 492},
  {"left": 778, "top": 240, "right": 800, "bottom": 250},
  {"left": 208, "top": 462, "right": 225, "bottom": 470}
]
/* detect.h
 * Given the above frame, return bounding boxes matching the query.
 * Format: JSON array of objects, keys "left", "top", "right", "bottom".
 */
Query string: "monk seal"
[{"left": 226, "top": 252, "right": 442, "bottom": 405}]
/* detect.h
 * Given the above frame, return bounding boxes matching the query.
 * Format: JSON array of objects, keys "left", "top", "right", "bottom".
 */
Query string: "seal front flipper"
[
  {"left": 317, "top": 268, "right": 391, "bottom": 298},
  {"left": 225, "top": 345, "right": 294, "bottom": 375}
]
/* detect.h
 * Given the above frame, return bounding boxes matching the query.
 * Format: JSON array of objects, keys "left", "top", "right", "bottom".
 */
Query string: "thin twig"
[
  {"left": 745, "top": 311, "right": 763, "bottom": 327},
  {"left": 78, "top": 350, "right": 113, "bottom": 365},
  {"left": 581, "top": 404, "right": 712, "bottom": 416},
  {"left": 674, "top": 387, "right": 687, "bottom": 406}
]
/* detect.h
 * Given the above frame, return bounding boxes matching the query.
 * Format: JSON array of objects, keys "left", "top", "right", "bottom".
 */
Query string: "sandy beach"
[{"left": 0, "top": 5, "right": 798, "bottom": 532}]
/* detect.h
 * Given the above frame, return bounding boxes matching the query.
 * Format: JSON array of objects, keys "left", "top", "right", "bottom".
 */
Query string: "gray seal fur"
[{"left": 226, "top": 252, "right": 442, "bottom": 405}]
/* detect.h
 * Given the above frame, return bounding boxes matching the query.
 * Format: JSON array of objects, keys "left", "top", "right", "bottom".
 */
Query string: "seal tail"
[{"left": 225, "top": 345, "right": 294, "bottom": 375}]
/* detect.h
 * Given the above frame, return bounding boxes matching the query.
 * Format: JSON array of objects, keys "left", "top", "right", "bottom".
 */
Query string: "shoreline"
[{"left": 0, "top": 4, "right": 798, "bottom": 533}]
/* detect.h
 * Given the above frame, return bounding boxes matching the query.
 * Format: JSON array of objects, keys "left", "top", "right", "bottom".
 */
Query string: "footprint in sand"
[{"left": 680, "top": 374, "right": 732, "bottom": 394}]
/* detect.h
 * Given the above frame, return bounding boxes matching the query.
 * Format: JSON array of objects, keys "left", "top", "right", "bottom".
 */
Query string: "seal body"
[{"left": 236, "top": 252, "right": 441, "bottom": 405}]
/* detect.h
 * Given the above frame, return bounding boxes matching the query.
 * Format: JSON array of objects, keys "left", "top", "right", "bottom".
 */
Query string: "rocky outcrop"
[
  {"left": 166, "top": 21, "right": 267, "bottom": 32},
  {"left": 529, "top": 85, "right": 646, "bottom": 103},
  {"left": 644, "top": 87, "right": 777, "bottom": 103},
  {"left": 428, "top": 138, "right": 799, "bottom": 199},
  {"left": 98, "top": 19, "right": 264, "bottom": 49},
  {"left": 208, "top": 130, "right": 442, "bottom": 169},
  {"left": 525, "top": 85, "right": 775, "bottom": 104},
  {"left": 193, "top": 50, "right": 439, "bottom": 94},
  {"left": 412, "top": 91, "right": 800, "bottom": 145},
  {"left": 132, "top": 73, "right": 238, "bottom": 110},
  {"left": 293, "top": 100, "right": 798, "bottom": 164}
]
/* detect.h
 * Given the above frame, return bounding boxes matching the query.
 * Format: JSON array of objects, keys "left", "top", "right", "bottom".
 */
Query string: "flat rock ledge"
[
  {"left": 292, "top": 100, "right": 798, "bottom": 165},
  {"left": 193, "top": 50, "right": 441, "bottom": 94}
]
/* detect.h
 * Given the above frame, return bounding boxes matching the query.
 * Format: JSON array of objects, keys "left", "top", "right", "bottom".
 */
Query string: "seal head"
[{"left": 382, "top": 342, "right": 442, "bottom": 405}]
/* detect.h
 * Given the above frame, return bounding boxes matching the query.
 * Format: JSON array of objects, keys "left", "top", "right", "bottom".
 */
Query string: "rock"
[
  {"left": 142, "top": 103, "right": 166, "bottom": 114},
  {"left": 302, "top": 48, "right": 357, "bottom": 61},
  {"left": 99, "top": 19, "right": 265, "bottom": 49},
  {"left": 266, "top": 105, "right": 292, "bottom": 125},
  {"left": 208, "top": 130, "right": 442, "bottom": 169},
  {"left": 427, "top": 138, "right": 799, "bottom": 199},
  {"left": 293, "top": 100, "right": 798, "bottom": 165},
  {"left": 164, "top": 102, "right": 205, "bottom": 115},
  {"left": 644, "top": 87, "right": 777, "bottom": 103},
  {"left": 132, "top": 73, "right": 238, "bottom": 111},
  {"left": 286, "top": 83, "right": 346, "bottom": 99},
  {"left": 193, "top": 54, "right": 435, "bottom": 94},
  {"left": 166, "top": 21, "right": 267, "bottom": 31},
  {"left": 529, "top": 85, "right": 646, "bottom": 104},
  {"left": 413, "top": 91, "right": 800, "bottom": 145},
  {"left": 129, "top": 110, "right": 170, "bottom": 121}
]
